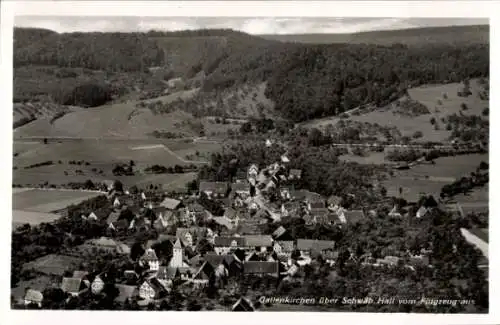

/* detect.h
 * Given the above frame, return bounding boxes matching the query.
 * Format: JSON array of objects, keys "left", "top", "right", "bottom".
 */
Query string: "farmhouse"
[
  {"left": 140, "top": 248, "right": 160, "bottom": 271},
  {"left": 91, "top": 275, "right": 105, "bottom": 294},
  {"left": 24, "top": 289, "right": 43, "bottom": 307},
  {"left": 288, "top": 169, "right": 302, "bottom": 180},
  {"left": 243, "top": 235, "right": 274, "bottom": 252},
  {"left": 273, "top": 241, "right": 294, "bottom": 256},
  {"left": 115, "top": 284, "right": 139, "bottom": 304},
  {"left": 337, "top": 210, "right": 365, "bottom": 224}
]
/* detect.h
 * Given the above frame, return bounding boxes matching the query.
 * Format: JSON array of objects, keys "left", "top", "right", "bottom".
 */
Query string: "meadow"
[
  {"left": 382, "top": 153, "right": 488, "bottom": 202},
  {"left": 302, "top": 79, "right": 488, "bottom": 143},
  {"left": 13, "top": 188, "right": 102, "bottom": 212}
]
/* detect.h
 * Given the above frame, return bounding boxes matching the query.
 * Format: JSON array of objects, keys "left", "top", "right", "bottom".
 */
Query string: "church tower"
[{"left": 169, "top": 238, "right": 184, "bottom": 268}]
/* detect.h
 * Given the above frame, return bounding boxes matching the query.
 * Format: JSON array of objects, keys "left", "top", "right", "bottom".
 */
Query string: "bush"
[
  {"left": 412, "top": 131, "right": 423, "bottom": 139},
  {"left": 482, "top": 107, "right": 489, "bottom": 116},
  {"left": 429, "top": 117, "right": 436, "bottom": 125}
]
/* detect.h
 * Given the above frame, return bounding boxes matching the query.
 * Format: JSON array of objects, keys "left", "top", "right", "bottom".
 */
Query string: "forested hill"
[
  {"left": 14, "top": 26, "right": 489, "bottom": 122},
  {"left": 259, "top": 25, "right": 490, "bottom": 45}
]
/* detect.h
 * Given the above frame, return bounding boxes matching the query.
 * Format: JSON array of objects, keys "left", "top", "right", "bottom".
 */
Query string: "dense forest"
[{"left": 14, "top": 27, "right": 489, "bottom": 123}]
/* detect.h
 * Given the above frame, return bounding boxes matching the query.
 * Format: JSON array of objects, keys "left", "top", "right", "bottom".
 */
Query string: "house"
[
  {"left": 327, "top": 195, "right": 342, "bottom": 210},
  {"left": 91, "top": 275, "right": 105, "bottom": 294},
  {"left": 115, "top": 284, "right": 139, "bottom": 304},
  {"left": 247, "top": 200, "right": 259, "bottom": 212},
  {"left": 281, "top": 201, "right": 302, "bottom": 217},
  {"left": 176, "top": 228, "right": 195, "bottom": 247},
  {"left": 103, "top": 180, "right": 115, "bottom": 192},
  {"left": 243, "top": 261, "right": 279, "bottom": 277},
  {"left": 389, "top": 205, "right": 403, "bottom": 218},
  {"left": 192, "top": 261, "right": 215, "bottom": 286},
  {"left": 376, "top": 256, "right": 400, "bottom": 267},
  {"left": 337, "top": 210, "right": 365, "bottom": 224},
  {"left": 272, "top": 226, "right": 287, "bottom": 240},
  {"left": 199, "top": 181, "right": 229, "bottom": 198},
  {"left": 185, "top": 203, "right": 206, "bottom": 223},
  {"left": 113, "top": 197, "right": 122, "bottom": 208},
  {"left": 288, "top": 169, "right": 302, "bottom": 180},
  {"left": 153, "top": 209, "right": 174, "bottom": 230},
  {"left": 308, "top": 200, "right": 326, "bottom": 210},
  {"left": 140, "top": 248, "right": 160, "bottom": 271},
  {"left": 232, "top": 297, "right": 255, "bottom": 311},
  {"left": 160, "top": 197, "right": 181, "bottom": 210},
  {"left": 232, "top": 182, "right": 251, "bottom": 197},
  {"left": 248, "top": 164, "right": 259, "bottom": 178},
  {"left": 265, "top": 139, "right": 273, "bottom": 147},
  {"left": 88, "top": 212, "right": 99, "bottom": 221},
  {"left": 281, "top": 154, "right": 290, "bottom": 163},
  {"left": 309, "top": 208, "right": 330, "bottom": 224},
  {"left": 214, "top": 236, "right": 245, "bottom": 254},
  {"left": 72, "top": 270, "right": 90, "bottom": 287},
  {"left": 139, "top": 278, "right": 168, "bottom": 300},
  {"left": 296, "top": 239, "right": 335, "bottom": 256},
  {"left": 24, "top": 289, "right": 43, "bottom": 307},
  {"left": 106, "top": 211, "right": 121, "bottom": 230},
  {"left": 273, "top": 241, "right": 294, "bottom": 256},
  {"left": 61, "top": 277, "right": 88, "bottom": 296},
  {"left": 243, "top": 235, "right": 273, "bottom": 252},
  {"left": 416, "top": 206, "right": 428, "bottom": 218},
  {"left": 213, "top": 216, "right": 234, "bottom": 230}
]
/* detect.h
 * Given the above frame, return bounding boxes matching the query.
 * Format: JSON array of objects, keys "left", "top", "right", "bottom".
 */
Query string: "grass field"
[
  {"left": 383, "top": 153, "right": 488, "bottom": 202},
  {"left": 302, "top": 79, "right": 489, "bottom": 143},
  {"left": 22, "top": 254, "right": 84, "bottom": 276},
  {"left": 13, "top": 189, "right": 102, "bottom": 212},
  {"left": 11, "top": 275, "right": 59, "bottom": 303}
]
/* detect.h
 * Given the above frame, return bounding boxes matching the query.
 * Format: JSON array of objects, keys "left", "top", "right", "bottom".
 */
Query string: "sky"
[{"left": 14, "top": 17, "right": 489, "bottom": 35}]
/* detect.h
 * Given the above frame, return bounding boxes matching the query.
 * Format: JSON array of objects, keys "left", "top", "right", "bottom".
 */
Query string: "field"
[
  {"left": 382, "top": 153, "right": 488, "bottom": 202},
  {"left": 11, "top": 275, "right": 59, "bottom": 303},
  {"left": 22, "top": 254, "right": 84, "bottom": 276},
  {"left": 302, "top": 79, "right": 488, "bottom": 143},
  {"left": 13, "top": 188, "right": 102, "bottom": 212},
  {"left": 12, "top": 188, "right": 102, "bottom": 227}
]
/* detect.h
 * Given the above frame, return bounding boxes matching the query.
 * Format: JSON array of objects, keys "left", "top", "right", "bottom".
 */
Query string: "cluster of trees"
[
  {"left": 240, "top": 118, "right": 276, "bottom": 134},
  {"left": 445, "top": 113, "right": 489, "bottom": 143},
  {"left": 53, "top": 83, "right": 113, "bottom": 107},
  {"left": 440, "top": 168, "right": 489, "bottom": 199},
  {"left": 14, "top": 29, "right": 165, "bottom": 72},
  {"left": 112, "top": 162, "right": 135, "bottom": 176},
  {"left": 24, "top": 160, "right": 54, "bottom": 169},
  {"left": 386, "top": 149, "right": 423, "bottom": 162},
  {"left": 144, "top": 164, "right": 198, "bottom": 174}
]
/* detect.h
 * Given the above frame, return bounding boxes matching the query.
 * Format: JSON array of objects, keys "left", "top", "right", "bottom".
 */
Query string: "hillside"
[
  {"left": 260, "top": 25, "right": 489, "bottom": 45},
  {"left": 13, "top": 25, "right": 489, "bottom": 134}
]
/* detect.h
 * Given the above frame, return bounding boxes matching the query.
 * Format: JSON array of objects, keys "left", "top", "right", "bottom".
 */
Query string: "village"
[{"left": 15, "top": 145, "right": 454, "bottom": 312}]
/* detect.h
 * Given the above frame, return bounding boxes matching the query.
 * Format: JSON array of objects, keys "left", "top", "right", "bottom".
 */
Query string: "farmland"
[
  {"left": 302, "top": 79, "right": 488, "bottom": 143},
  {"left": 382, "top": 153, "right": 488, "bottom": 202}
]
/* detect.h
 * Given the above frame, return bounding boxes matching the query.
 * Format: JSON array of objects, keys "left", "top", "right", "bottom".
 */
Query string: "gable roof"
[
  {"left": 141, "top": 248, "right": 158, "bottom": 261},
  {"left": 160, "top": 197, "right": 181, "bottom": 210},
  {"left": 310, "top": 201, "right": 326, "bottom": 209},
  {"left": 72, "top": 271, "right": 88, "bottom": 279},
  {"left": 289, "top": 169, "right": 302, "bottom": 177},
  {"left": 343, "top": 210, "right": 365, "bottom": 223},
  {"left": 310, "top": 208, "right": 329, "bottom": 216},
  {"left": 244, "top": 235, "right": 273, "bottom": 247},
  {"left": 243, "top": 261, "right": 279, "bottom": 274},
  {"left": 157, "top": 266, "right": 179, "bottom": 280},
  {"left": 106, "top": 211, "right": 121, "bottom": 224},
  {"left": 199, "top": 181, "right": 229, "bottom": 194},
  {"left": 187, "top": 202, "right": 205, "bottom": 212},
  {"left": 213, "top": 216, "right": 234, "bottom": 230},
  {"left": 25, "top": 289, "right": 43, "bottom": 303},
  {"left": 193, "top": 261, "right": 215, "bottom": 280},
  {"left": 143, "top": 277, "right": 166, "bottom": 293},
  {"left": 203, "top": 252, "right": 226, "bottom": 268},
  {"left": 232, "top": 297, "right": 255, "bottom": 311},
  {"left": 272, "top": 226, "right": 287, "bottom": 239},
  {"left": 214, "top": 236, "right": 245, "bottom": 247},
  {"left": 232, "top": 182, "right": 251, "bottom": 192},
  {"left": 61, "top": 277, "right": 83, "bottom": 294},
  {"left": 297, "top": 239, "right": 335, "bottom": 251}
]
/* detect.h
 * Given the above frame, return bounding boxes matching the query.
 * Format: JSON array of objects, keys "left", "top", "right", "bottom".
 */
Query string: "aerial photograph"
[{"left": 10, "top": 16, "right": 489, "bottom": 312}]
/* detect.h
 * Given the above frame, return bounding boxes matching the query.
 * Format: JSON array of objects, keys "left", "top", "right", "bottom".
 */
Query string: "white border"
[{"left": 1, "top": 1, "right": 498, "bottom": 325}]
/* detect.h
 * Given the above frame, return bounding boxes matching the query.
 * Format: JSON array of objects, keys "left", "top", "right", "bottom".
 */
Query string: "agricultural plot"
[
  {"left": 302, "top": 79, "right": 488, "bottom": 143},
  {"left": 13, "top": 189, "right": 102, "bottom": 212},
  {"left": 12, "top": 210, "right": 62, "bottom": 226},
  {"left": 383, "top": 153, "right": 488, "bottom": 202},
  {"left": 22, "top": 254, "right": 84, "bottom": 276},
  {"left": 11, "top": 275, "right": 58, "bottom": 303}
]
